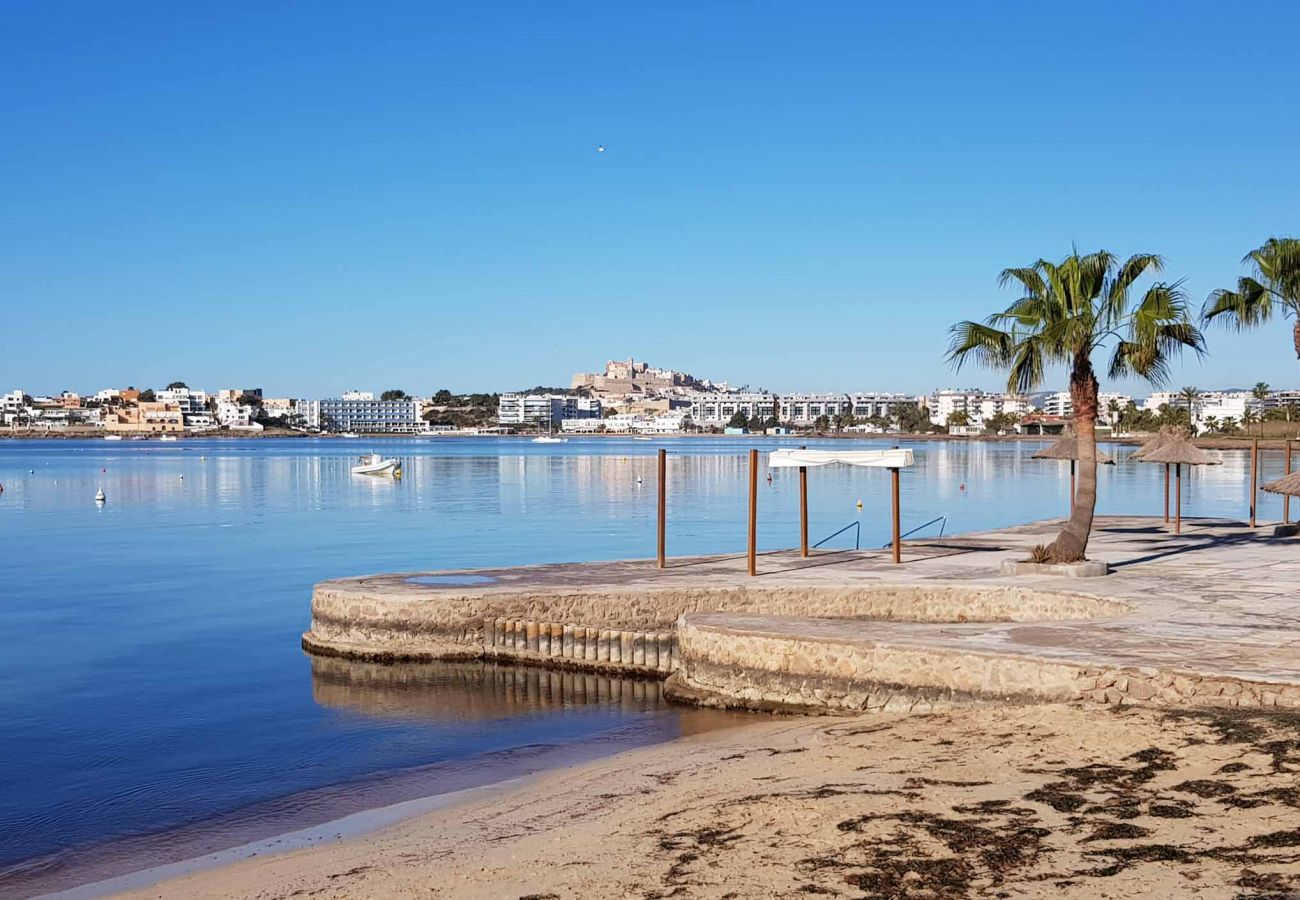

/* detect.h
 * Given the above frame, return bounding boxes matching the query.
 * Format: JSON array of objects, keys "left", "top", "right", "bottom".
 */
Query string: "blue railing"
[
  {"left": 882, "top": 515, "right": 947, "bottom": 547},
  {"left": 813, "top": 520, "right": 861, "bottom": 550}
]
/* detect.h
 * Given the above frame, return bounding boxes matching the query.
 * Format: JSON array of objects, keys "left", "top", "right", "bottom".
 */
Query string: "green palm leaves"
[
  {"left": 946, "top": 251, "right": 1205, "bottom": 392},
  {"left": 1203, "top": 237, "right": 1300, "bottom": 358}
]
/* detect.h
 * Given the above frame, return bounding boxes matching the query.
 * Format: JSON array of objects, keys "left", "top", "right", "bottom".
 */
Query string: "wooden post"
[
  {"left": 1249, "top": 438, "right": 1258, "bottom": 528},
  {"left": 798, "top": 445, "right": 808, "bottom": 557},
  {"left": 747, "top": 448, "right": 758, "bottom": 576},
  {"left": 890, "top": 466, "right": 901, "bottom": 564},
  {"left": 1175, "top": 462, "right": 1182, "bottom": 535},
  {"left": 1069, "top": 459, "right": 1076, "bottom": 513},
  {"left": 1163, "top": 464, "right": 1170, "bottom": 523},
  {"left": 1286, "top": 441, "right": 1293, "bottom": 524},
  {"left": 656, "top": 449, "right": 666, "bottom": 568}
]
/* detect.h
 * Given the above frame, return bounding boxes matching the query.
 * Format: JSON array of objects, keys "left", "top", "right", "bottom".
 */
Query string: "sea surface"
[{"left": 0, "top": 435, "right": 1289, "bottom": 894}]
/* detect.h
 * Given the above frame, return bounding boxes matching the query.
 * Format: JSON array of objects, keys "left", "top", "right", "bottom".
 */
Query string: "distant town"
[{"left": 4, "top": 356, "right": 1298, "bottom": 438}]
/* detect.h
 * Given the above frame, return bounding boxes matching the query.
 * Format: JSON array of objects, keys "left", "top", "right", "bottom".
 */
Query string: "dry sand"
[{"left": 114, "top": 702, "right": 1300, "bottom": 899}]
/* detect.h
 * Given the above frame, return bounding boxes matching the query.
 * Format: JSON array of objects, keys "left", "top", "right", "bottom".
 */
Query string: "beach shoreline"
[{"left": 102, "top": 701, "right": 1300, "bottom": 900}]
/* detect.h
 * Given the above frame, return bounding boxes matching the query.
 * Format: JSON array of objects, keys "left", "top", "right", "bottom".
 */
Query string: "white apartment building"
[
  {"left": 93, "top": 388, "right": 122, "bottom": 403},
  {"left": 1196, "top": 391, "right": 1256, "bottom": 431},
  {"left": 1, "top": 390, "right": 24, "bottom": 414},
  {"left": 581, "top": 412, "right": 692, "bottom": 434},
  {"left": 929, "top": 389, "right": 1030, "bottom": 425},
  {"left": 928, "top": 389, "right": 983, "bottom": 425},
  {"left": 688, "top": 392, "right": 775, "bottom": 427},
  {"left": 1042, "top": 391, "right": 1072, "bottom": 418},
  {"left": 498, "top": 393, "right": 602, "bottom": 427},
  {"left": 294, "top": 400, "right": 321, "bottom": 430},
  {"left": 156, "top": 387, "right": 214, "bottom": 430},
  {"left": 216, "top": 399, "right": 259, "bottom": 429},
  {"left": 341, "top": 390, "right": 374, "bottom": 401},
  {"left": 1260, "top": 389, "right": 1300, "bottom": 413},
  {"left": 976, "top": 393, "right": 1033, "bottom": 423}
]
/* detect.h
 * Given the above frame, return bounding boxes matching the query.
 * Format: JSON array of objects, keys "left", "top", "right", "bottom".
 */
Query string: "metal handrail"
[
  {"left": 882, "top": 515, "right": 947, "bottom": 547},
  {"left": 813, "top": 520, "right": 861, "bottom": 550}
]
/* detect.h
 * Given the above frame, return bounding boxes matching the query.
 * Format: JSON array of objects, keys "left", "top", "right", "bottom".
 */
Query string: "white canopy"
[{"left": 767, "top": 448, "right": 914, "bottom": 469}]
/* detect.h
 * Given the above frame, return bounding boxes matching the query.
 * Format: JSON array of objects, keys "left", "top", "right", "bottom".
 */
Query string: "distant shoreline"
[{"left": 0, "top": 429, "right": 1293, "bottom": 450}]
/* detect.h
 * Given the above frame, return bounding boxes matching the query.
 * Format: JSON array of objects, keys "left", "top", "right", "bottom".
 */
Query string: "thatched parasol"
[
  {"left": 1136, "top": 432, "right": 1221, "bottom": 534},
  {"left": 1261, "top": 471, "right": 1300, "bottom": 497},
  {"left": 1129, "top": 427, "right": 1182, "bottom": 523},
  {"left": 1031, "top": 433, "right": 1114, "bottom": 514}
]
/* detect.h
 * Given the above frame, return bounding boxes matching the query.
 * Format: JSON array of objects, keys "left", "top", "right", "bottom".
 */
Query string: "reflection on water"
[
  {"left": 0, "top": 435, "right": 1290, "bottom": 894},
  {"left": 2, "top": 657, "right": 740, "bottom": 897}
]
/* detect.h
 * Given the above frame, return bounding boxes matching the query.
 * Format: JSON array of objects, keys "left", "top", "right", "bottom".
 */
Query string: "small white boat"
[
  {"left": 633, "top": 436, "right": 653, "bottom": 441},
  {"left": 532, "top": 435, "right": 567, "bottom": 443},
  {"left": 340, "top": 432, "right": 360, "bottom": 438},
  {"left": 95, "top": 488, "right": 106, "bottom": 503},
  {"left": 159, "top": 434, "right": 178, "bottom": 442},
  {"left": 103, "top": 434, "right": 123, "bottom": 441},
  {"left": 351, "top": 453, "right": 400, "bottom": 476}
]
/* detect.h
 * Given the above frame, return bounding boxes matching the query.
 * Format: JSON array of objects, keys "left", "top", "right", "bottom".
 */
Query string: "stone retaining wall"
[
  {"left": 670, "top": 616, "right": 1300, "bottom": 714},
  {"left": 306, "top": 580, "right": 1127, "bottom": 661}
]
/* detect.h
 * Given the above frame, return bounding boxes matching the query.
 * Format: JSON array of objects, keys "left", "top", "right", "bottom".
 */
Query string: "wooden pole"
[
  {"left": 798, "top": 445, "right": 808, "bottom": 557},
  {"left": 747, "top": 448, "right": 758, "bottom": 576},
  {"left": 1285, "top": 441, "right": 1293, "bottom": 524},
  {"left": 1249, "top": 437, "right": 1258, "bottom": 528},
  {"left": 890, "top": 466, "right": 901, "bottom": 564},
  {"left": 1163, "top": 464, "right": 1170, "bottom": 523},
  {"left": 1069, "top": 459, "right": 1076, "bottom": 513},
  {"left": 656, "top": 449, "right": 666, "bottom": 569},
  {"left": 1175, "top": 462, "right": 1182, "bottom": 535}
]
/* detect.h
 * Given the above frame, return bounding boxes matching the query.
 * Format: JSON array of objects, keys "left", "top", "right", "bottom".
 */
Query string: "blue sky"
[{"left": 3, "top": 1, "right": 1298, "bottom": 397}]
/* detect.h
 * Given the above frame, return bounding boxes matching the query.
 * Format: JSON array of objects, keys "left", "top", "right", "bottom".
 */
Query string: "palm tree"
[
  {"left": 1106, "top": 398, "right": 1120, "bottom": 427},
  {"left": 1252, "top": 381, "right": 1271, "bottom": 436},
  {"left": 1178, "top": 386, "right": 1201, "bottom": 412},
  {"left": 1242, "top": 407, "right": 1260, "bottom": 436},
  {"left": 948, "top": 250, "right": 1204, "bottom": 562},
  {"left": 1203, "top": 415, "right": 1219, "bottom": 435},
  {"left": 1203, "top": 237, "right": 1300, "bottom": 359}
]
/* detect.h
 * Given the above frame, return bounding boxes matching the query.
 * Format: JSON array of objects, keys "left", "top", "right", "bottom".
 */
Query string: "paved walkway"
[{"left": 319, "top": 516, "right": 1300, "bottom": 688}]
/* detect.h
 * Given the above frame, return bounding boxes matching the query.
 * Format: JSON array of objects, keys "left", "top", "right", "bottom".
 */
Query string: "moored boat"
[{"left": 351, "top": 453, "right": 400, "bottom": 476}]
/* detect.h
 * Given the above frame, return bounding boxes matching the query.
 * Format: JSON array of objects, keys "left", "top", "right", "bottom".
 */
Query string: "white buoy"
[{"left": 95, "top": 487, "right": 106, "bottom": 503}]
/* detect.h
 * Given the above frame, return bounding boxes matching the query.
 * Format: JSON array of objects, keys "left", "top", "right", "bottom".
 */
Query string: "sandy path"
[{"left": 115, "top": 703, "right": 1300, "bottom": 899}]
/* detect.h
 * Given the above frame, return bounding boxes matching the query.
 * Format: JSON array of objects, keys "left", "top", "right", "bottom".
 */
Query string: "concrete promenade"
[{"left": 303, "top": 516, "right": 1300, "bottom": 712}]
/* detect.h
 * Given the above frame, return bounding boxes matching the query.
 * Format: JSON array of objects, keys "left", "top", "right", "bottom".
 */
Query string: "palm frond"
[
  {"left": 946, "top": 321, "right": 1015, "bottom": 371},
  {"left": 1201, "top": 278, "right": 1274, "bottom": 328},
  {"left": 1006, "top": 333, "right": 1046, "bottom": 394}
]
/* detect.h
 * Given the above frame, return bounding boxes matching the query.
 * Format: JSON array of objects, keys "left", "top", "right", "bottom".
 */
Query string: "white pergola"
[{"left": 764, "top": 447, "right": 916, "bottom": 570}]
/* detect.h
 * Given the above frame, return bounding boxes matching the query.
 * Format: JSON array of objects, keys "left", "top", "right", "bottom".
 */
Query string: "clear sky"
[{"left": 3, "top": 1, "right": 1298, "bottom": 398}]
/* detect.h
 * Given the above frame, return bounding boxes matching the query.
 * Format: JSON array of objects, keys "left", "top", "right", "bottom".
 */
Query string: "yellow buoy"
[{"left": 856, "top": 498, "right": 863, "bottom": 509}]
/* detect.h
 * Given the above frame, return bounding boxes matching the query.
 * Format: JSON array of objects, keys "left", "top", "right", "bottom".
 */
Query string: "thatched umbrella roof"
[
  {"left": 1261, "top": 471, "right": 1300, "bottom": 497},
  {"left": 1031, "top": 433, "right": 1114, "bottom": 464},
  {"left": 1135, "top": 433, "right": 1221, "bottom": 467},
  {"left": 1129, "top": 427, "right": 1178, "bottom": 461}
]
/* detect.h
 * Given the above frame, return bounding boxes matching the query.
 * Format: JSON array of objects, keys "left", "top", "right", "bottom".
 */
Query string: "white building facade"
[{"left": 497, "top": 394, "right": 602, "bottom": 427}]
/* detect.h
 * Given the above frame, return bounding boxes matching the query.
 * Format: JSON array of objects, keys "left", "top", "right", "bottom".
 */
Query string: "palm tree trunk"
[
  {"left": 1294, "top": 319, "right": 1300, "bottom": 360},
  {"left": 1049, "top": 360, "right": 1099, "bottom": 562}
]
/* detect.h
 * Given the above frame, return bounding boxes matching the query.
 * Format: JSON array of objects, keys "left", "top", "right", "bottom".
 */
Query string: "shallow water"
[{"left": 0, "top": 435, "right": 1287, "bottom": 892}]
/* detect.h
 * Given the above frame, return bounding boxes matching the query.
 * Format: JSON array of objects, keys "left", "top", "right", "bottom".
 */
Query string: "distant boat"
[
  {"left": 340, "top": 432, "right": 360, "bottom": 438},
  {"left": 531, "top": 421, "right": 567, "bottom": 443},
  {"left": 633, "top": 436, "right": 653, "bottom": 441},
  {"left": 95, "top": 487, "right": 106, "bottom": 503},
  {"left": 158, "top": 434, "right": 179, "bottom": 442},
  {"left": 351, "top": 453, "right": 400, "bottom": 476},
  {"left": 103, "top": 434, "right": 123, "bottom": 441}
]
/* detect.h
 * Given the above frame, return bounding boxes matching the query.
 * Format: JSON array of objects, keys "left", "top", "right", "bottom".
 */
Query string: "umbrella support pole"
[
  {"left": 656, "top": 449, "right": 666, "bottom": 569},
  {"left": 1286, "top": 441, "right": 1294, "bottom": 525},
  {"left": 1070, "top": 460, "right": 1076, "bottom": 513},
  {"left": 1175, "top": 463, "right": 1182, "bottom": 535},
  {"left": 1164, "top": 464, "right": 1170, "bottom": 523},
  {"left": 1250, "top": 438, "right": 1258, "bottom": 528},
  {"left": 747, "top": 449, "right": 758, "bottom": 577},
  {"left": 890, "top": 466, "right": 901, "bottom": 564}
]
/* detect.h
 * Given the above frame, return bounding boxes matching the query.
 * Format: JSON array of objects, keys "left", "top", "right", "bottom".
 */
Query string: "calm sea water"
[{"left": 0, "top": 435, "right": 1286, "bottom": 893}]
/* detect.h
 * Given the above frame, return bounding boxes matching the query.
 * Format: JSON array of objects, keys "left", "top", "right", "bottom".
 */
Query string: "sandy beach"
[{"left": 111, "top": 701, "right": 1300, "bottom": 899}]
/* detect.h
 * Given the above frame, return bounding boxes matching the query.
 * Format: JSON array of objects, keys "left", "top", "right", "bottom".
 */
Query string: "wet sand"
[{"left": 110, "top": 702, "right": 1300, "bottom": 899}]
